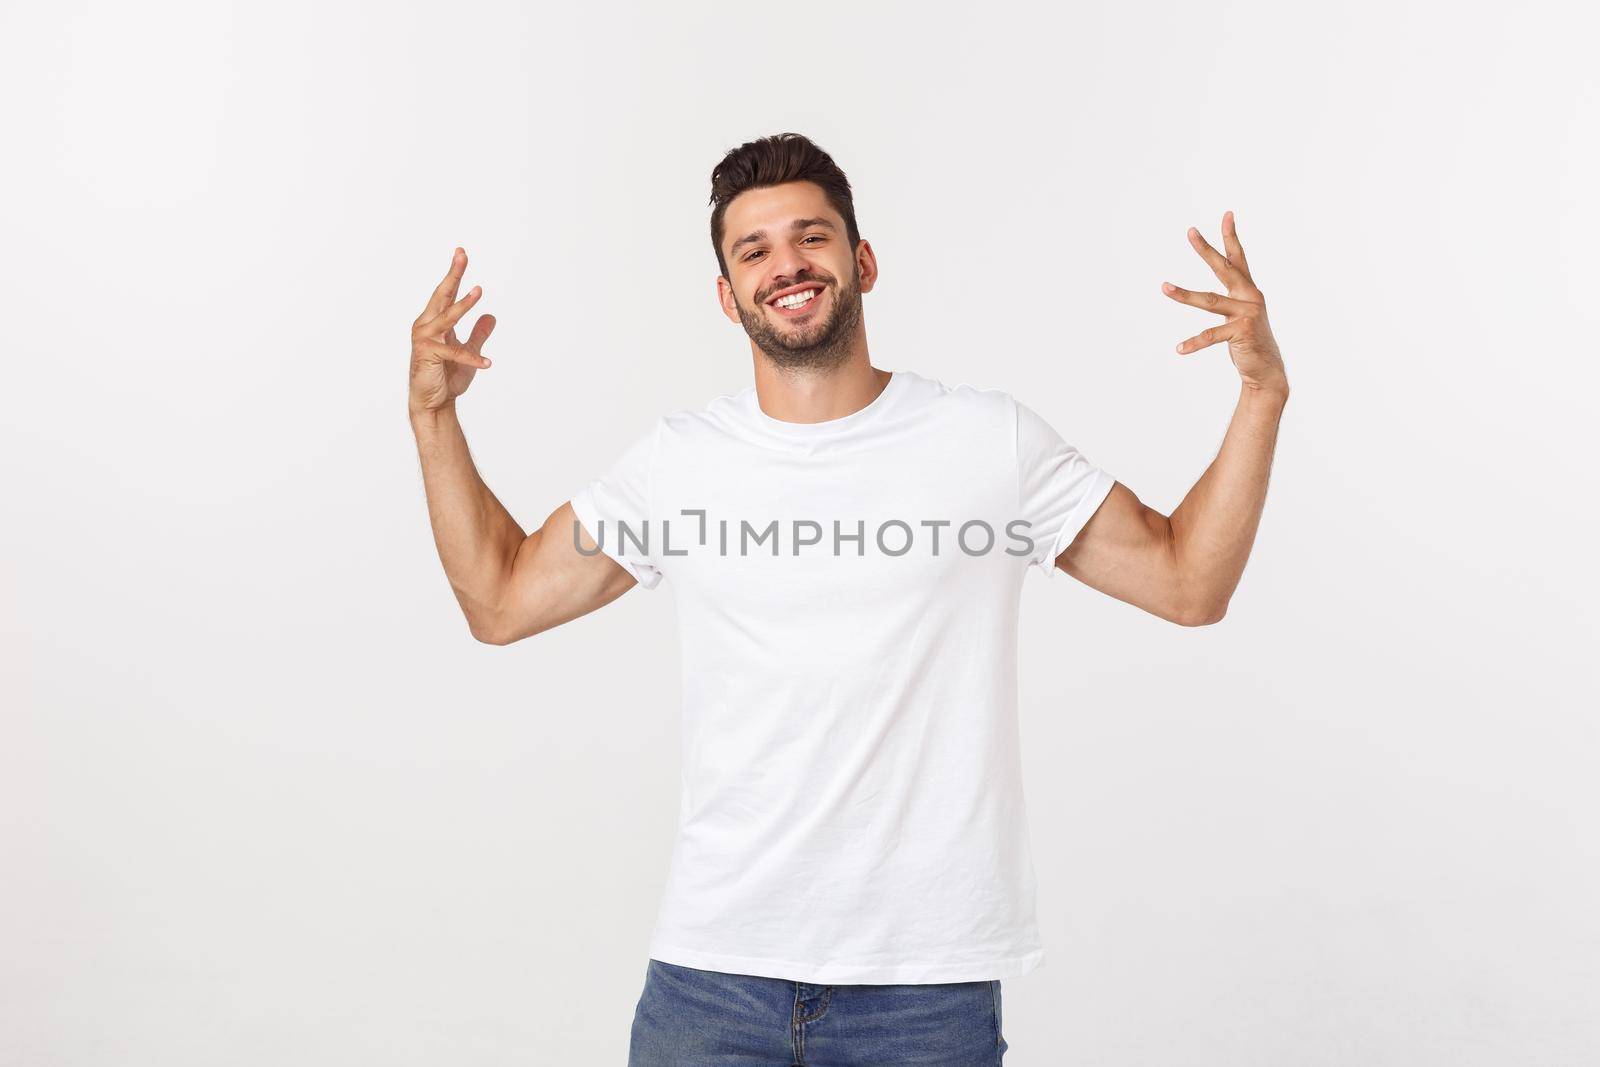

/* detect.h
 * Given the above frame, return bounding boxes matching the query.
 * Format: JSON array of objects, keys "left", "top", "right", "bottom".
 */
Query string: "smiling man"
[
  {"left": 724, "top": 211, "right": 861, "bottom": 369},
  {"left": 407, "top": 132, "right": 1289, "bottom": 1065}
]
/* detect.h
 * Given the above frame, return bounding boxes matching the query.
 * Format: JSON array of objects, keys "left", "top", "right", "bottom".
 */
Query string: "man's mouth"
[{"left": 766, "top": 284, "right": 824, "bottom": 317}]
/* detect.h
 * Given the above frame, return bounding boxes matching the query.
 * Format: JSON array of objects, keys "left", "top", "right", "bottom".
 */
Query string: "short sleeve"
[
  {"left": 569, "top": 421, "right": 664, "bottom": 590},
  {"left": 1014, "top": 397, "right": 1116, "bottom": 578}
]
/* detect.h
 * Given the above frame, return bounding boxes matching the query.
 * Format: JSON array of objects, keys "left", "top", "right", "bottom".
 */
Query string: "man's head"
[{"left": 710, "top": 133, "right": 877, "bottom": 372}]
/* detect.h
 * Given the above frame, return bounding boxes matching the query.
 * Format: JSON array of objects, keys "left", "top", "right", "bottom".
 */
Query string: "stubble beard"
[{"left": 736, "top": 265, "right": 865, "bottom": 373}]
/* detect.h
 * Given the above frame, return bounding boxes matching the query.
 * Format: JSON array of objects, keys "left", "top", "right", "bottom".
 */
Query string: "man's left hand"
[{"left": 1162, "top": 211, "right": 1287, "bottom": 395}]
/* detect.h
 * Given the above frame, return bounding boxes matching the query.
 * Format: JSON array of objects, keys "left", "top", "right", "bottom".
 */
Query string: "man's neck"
[{"left": 751, "top": 352, "right": 891, "bottom": 425}]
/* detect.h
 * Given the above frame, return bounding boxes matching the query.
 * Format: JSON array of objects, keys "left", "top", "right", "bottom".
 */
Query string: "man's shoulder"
[
  {"left": 656, "top": 383, "right": 754, "bottom": 438},
  {"left": 897, "top": 368, "right": 1018, "bottom": 422}
]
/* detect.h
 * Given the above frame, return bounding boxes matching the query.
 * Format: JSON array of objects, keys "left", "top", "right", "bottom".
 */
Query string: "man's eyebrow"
[{"left": 727, "top": 216, "right": 838, "bottom": 258}]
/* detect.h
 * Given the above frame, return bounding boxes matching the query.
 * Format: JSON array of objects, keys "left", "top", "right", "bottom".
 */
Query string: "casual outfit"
[{"left": 571, "top": 368, "right": 1114, "bottom": 1054}]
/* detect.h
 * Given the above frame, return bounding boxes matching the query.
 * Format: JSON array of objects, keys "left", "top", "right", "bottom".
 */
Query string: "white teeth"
[{"left": 774, "top": 288, "right": 818, "bottom": 309}]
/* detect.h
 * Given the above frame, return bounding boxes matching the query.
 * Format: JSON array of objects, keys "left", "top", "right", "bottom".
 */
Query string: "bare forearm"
[
  {"left": 410, "top": 402, "right": 525, "bottom": 631},
  {"left": 1168, "top": 382, "right": 1288, "bottom": 617},
  {"left": 1062, "top": 212, "right": 1288, "bottom": 626}
]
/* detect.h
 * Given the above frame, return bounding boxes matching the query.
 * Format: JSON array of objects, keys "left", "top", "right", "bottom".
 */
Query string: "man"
[{"left": 408, "top": 132, "right": 1287, "bottom": 1065}]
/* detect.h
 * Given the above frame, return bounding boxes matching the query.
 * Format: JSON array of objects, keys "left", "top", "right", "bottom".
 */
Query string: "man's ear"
[
  {"left": 855, "top": 239, "right": 878, "bottom": 294},
  {"left": 715, "top": 274, "right": 741, "bottom": 324}
]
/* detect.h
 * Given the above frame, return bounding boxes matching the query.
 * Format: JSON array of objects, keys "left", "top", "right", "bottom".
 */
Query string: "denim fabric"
[{"left": 628, "top": 958, "right": 1008, "bottom": 1066}]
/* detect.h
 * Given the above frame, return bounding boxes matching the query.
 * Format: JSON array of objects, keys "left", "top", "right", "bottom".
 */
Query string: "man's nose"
[{"left": 766, "top": 245, "right": 814, "bottom": 287}]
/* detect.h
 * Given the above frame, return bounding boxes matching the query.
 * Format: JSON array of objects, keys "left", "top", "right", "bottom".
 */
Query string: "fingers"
[
  {"left": 1169, "top": 214, "right": 1260, "bottom": 354},
  {"left": 427, "top": 284, "right": 484, "bottom": 338},
  {"left": 417, "top": 337, "right": 492, "bottom": 369},
  {"left": 461, "top": 313, "right": 497, "bottom": 353},
  {"left": 417, "top": 247, "right": 469, "bottom": 324},
  {"left": 1175, "top": 319, "right": 1241, "bottom": 355},
  {"left": 1187, "top": 226, "right": 1244, "bottom": 286},
  {"left": 1160, "top": 281, "right": 1252, "bottom": 317},
  {"left": 1220, "top": 210, "right": 1251, "bottom": 279},
  {"left": 1187, "top": 226, "right": 1251, "bottom": 291}
]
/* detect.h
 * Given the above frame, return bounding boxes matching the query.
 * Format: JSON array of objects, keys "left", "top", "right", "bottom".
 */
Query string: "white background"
[{"left": 3, "top": 1, "right": 1596, "bottom": 1063}]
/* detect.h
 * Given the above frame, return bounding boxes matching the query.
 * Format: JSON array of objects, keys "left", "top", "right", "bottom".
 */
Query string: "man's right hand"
[
  {"left": 410, "top": 247, "right": 496, "bottom": 416},
  {"left": 407, "top": 247, "right": 638, "bottom": 643}
]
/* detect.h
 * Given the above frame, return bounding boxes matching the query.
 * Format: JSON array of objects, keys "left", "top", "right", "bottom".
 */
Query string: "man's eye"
[{"left": 744, "top": 236, "right": 823, "bottom": 262}]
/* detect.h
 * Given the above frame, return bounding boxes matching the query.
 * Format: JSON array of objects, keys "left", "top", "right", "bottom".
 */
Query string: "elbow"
[
  {"left": 1176, "top": 602, "right": 1228, "bottom": 627},
  {"left": 1170, "top": 593, "right": 1230, "bottom": 628},
  {"left": 469, "top": 618, "right": 512, "bottom": 645},
  {"left": 1160, "top": 527, "right": 1234, "bottom": 628},
  {"left": 466, "top": 606, "right": 519, "bottom": 646}
]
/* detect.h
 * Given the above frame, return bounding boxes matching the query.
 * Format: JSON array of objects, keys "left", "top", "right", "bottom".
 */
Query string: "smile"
[{"left": 766, "top": 286, "right": 823, "bottom": 316}]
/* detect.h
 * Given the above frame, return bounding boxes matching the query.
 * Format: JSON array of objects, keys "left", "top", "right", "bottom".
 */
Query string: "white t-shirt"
[{"left": 569, "top": 368, "right": 1116, "bottom": 984}]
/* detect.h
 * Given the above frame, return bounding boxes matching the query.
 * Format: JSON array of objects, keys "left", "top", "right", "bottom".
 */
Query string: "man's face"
[{"left": 717, "top": 181, "right": 876, "bottom": 371}]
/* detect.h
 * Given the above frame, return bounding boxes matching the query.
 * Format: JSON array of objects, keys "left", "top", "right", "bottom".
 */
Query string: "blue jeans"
[{"left": 628, "top": 958, "right": 1008, "bottom": 1066}]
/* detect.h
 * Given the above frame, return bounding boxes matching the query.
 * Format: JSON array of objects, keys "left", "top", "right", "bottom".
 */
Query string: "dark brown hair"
[{"left": 709, "top": 132, "right": 861, "bottom": 278}]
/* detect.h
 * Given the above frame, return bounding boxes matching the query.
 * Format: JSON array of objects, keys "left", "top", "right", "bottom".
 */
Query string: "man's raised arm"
[
  {"left": 1058, "top": 212, "right": 1289, "bottom": 626},
  {"left": 409, "top": 248, "right": 635, "bottom": 645}
]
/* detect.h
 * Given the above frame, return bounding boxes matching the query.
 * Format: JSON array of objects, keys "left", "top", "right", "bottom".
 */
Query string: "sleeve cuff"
[
  {"left": 569, "top": 487, "right": 663, "bottom": 591},
  {"left": 1042, "top": 468, "right": 1117, "bottom": 581}
]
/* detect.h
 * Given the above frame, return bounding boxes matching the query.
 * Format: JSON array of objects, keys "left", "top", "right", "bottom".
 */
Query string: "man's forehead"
[{"left": 723, "top": 183, "right": 840, "bottom": 241}]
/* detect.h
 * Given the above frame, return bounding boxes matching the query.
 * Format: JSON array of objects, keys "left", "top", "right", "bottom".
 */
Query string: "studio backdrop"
[{"left": 2, "top": 1, "right": 1595, "bottom": 1064}]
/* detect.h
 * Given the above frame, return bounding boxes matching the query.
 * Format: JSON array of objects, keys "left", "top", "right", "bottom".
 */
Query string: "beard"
[{"left": 735, "top": 263, "right": 864, "bottom": 373}]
